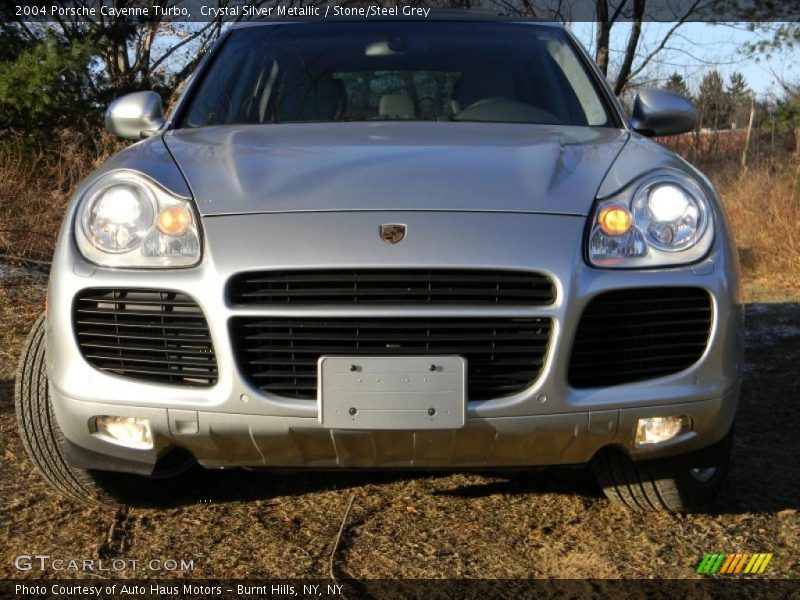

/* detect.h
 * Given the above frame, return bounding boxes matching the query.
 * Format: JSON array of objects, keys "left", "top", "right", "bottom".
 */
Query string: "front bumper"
[
  {"left": 46, "top": 210, "right": 743, "bottom": 473},
  {"left": 51, "top": 386, "right": 739, "bottom": 474}
]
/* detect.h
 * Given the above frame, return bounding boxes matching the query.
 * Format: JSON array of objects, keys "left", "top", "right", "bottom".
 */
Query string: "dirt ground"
[{"left": 0, "top": 274, "right": 798, "bottom": 581}]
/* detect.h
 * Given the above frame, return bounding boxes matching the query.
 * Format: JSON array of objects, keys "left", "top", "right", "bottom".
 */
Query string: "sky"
[{"left": 568, "top": 22, "right": 800, "bottom": 99}]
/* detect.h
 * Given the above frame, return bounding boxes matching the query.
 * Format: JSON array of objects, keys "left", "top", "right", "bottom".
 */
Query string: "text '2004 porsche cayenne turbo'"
[{"left": 15, "top": 16, "right": 742, "bottom": 512}]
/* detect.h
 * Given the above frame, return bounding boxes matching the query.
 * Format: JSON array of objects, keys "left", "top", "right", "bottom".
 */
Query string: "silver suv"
[{"left": 15, "top": 17, "right": 742, "bottom": 511}]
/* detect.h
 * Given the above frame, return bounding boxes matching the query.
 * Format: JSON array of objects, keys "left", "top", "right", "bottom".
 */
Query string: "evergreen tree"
[
  {"left": 727, "top": 72, "right": 750, "bottom": 101},
  {"left": 726, "top": 72, "right": 752, "bottom": 130},
  {"left": 696, "top": 70, "right": 732, "bottom": 130},
  {"left": 775, "top": 83, "right": 800, "bottom": 153},
  {"left": 663, "top": 72, "right": 690, "bottom": 98},
  {"left": 0, "top": 29, "right": 95, "bottom": 134}
]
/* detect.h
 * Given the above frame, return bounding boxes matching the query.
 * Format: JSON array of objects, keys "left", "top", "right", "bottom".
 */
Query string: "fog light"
[
  {"left": 634, "top": 416, "right": 689, "bottom": 446},
  {"left": 95, "top": 416, "right": 153, "bottom": 449}
]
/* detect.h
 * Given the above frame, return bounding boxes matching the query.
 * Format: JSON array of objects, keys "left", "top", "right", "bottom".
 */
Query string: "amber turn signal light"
[
  {"left": 157, "top": 206, "right": 192, "bottom": 236},
  {"left": 598, "top": 206, "right": 633, "bottom": 236}
]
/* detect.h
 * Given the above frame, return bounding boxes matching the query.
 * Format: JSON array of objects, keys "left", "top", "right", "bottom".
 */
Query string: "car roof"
[{"left": 230, "top": 9, "right": 565, "bottom": 29}]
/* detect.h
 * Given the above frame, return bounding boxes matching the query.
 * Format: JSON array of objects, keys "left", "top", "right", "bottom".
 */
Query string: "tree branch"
[{"left": 613, "top": 0, "right": 644, "bottom": 94}]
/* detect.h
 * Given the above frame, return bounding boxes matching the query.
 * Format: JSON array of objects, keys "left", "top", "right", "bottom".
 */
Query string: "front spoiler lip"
[{"left": 51, "top": 384, "right": 739, "bottom": 474}]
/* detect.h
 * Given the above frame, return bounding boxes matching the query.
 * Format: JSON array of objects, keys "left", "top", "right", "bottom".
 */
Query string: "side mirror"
[
  {"left": 105, "top": 91, "right": 165, "bottom": 139},
  {"left": 630, "top": 89, "right": 697, "bottom": 137}
]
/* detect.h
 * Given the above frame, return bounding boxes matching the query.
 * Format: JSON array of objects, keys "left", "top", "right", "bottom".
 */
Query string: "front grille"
[
  {"left": 228, "top": 269, "right": 555, "bottom": 306},
  {"left": 568, "top": 287, "right": 712, "bottom": 388},
  {"left": 73, "top": 289, "right": 218, "bottom": 386},
  {"left": 231, "top": 317, "right": 552, "bottom": 400}
]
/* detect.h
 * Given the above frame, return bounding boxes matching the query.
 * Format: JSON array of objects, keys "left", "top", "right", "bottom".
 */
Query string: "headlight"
[
  {"left": 75, "top": 171, "right": 200, "bottom": 267},
  {"left": 588, "top": 170, "right": 713, "bottom": 268}
]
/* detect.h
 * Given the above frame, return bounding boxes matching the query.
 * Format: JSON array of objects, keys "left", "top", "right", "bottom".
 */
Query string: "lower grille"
[
  {"left": 73, "top": 288, "right": 218, "bottom": 386},
  {"left": 568, "top": 287, "right": 712, "bottom": 388},
  {"left": 231, "top": 317, "right": 552, "bottom": 400}
]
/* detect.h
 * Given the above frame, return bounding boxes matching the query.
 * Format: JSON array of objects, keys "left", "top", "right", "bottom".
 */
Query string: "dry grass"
[
  {"left": 0, "top": 288, "right": 798, "bottom": 580},
  {"left": 0, "top": 271, "right": 46, "bottom": 382},
  {"left": 687, "top": 134, "right": 800, "bottom": 299},
  {"left": 0, "top": 130, "right": 122, "bottom": 263},
  {"left": 719, "top": 162, "right": 800, "bottom": 273},
  {"left": 723, "top": 166, "right": 800, "bottom": 301},
  {"left": 657, "top": 130, "right": 800, "bottom": 300}
]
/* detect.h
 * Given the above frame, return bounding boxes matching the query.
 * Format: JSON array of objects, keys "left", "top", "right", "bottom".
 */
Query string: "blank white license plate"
[{"left": 318, "top": 356, "right": 466, "bottom": 430}]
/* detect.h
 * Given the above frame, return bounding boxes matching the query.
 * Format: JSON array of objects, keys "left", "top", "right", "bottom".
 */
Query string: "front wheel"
[
  {"left": 14, "top": 314, "right": 198, "bottom": 507},
  {"left": 592, "top": 430, "right": 733, "bottom": 512}
]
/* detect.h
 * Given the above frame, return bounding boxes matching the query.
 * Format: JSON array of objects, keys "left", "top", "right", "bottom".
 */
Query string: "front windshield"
[{"left": 180, "top": 22, "right": 613, "bottom": 128}]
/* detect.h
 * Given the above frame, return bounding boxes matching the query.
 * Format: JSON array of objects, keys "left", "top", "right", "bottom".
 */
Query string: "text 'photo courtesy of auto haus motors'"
[{"left": 14, "top": 15, "right": 743, "bottom": 514}]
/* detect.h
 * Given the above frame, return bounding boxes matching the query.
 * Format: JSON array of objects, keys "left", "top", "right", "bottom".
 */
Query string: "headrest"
[
  {"left": 280, "top": 76, "right": 346, "bottom": 121},
  {"left": 379, "top": 94, "right": 414, "bottom": 119},
  {"left": 452, "top": 71, "right": 515, "bottom": 112}
]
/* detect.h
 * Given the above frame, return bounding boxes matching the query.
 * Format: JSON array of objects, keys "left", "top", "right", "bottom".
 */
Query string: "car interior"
[{"left": 182, "top": 24, "right": 610, "bottom": 128}]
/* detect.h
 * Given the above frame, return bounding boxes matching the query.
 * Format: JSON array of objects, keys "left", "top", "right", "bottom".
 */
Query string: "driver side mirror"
[
  {"left": 105, "top": 91, "right": 165, "bottom": 139},
  {"left": 630, "top": 89, "right": 697, "bottom": 137}
]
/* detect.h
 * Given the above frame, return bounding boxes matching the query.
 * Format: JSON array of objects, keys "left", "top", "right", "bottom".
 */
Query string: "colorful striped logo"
[{"left": 696, "top": 553, "right": 773, "bottom": 574}]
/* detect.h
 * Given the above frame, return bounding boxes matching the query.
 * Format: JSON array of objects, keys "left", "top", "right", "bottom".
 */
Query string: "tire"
[
  {"left": 14, "top": 314, "right": 198, "bottom": 507},
  {"left": 592, "top": 430, "right": 733, "bottom": 512}
]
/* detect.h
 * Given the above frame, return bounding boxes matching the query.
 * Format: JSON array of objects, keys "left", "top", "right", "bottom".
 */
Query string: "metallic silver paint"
[
  {"left": 87, "top": 137, "right": 191, "bottom": 198},
  {"left": 105, "top": 91, "right": 166, "bottom": 140},
  {"left": 163, "top": 123, "right": 628, "bottom": 216},
  {"left": 630, "top": 89, "right": 698, "bottom": 137},
  {"left": 46, "top": 206, "right": 742, "bottom": 470},
  {"left": 50, "top": 387, "right": 739, "bottom": 471},
  {"left": 45, "top": 19, "right": 742, "bottom": 474}
]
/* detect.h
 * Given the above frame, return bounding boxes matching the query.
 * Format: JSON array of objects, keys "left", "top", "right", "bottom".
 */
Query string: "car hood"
[{"left": 163, "top": 122, "right": 628, "bottom": 217}]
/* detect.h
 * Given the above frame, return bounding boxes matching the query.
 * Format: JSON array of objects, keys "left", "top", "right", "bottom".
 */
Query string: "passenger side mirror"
[
  {"left": 630, "top": 89, "right": 697, "bottom": 137},
  {"left": 105, "top": 91, "right": 165, "bottom": 140}
]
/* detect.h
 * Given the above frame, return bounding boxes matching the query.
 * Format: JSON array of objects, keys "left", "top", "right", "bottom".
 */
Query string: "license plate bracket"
[{"left": 318, "top": 356, "right": 466, "bottom": 430}]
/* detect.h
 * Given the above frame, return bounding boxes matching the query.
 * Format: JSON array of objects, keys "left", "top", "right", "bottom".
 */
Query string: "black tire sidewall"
[{"left": 14, "top": 314, "right": 198, "bottom": 507}]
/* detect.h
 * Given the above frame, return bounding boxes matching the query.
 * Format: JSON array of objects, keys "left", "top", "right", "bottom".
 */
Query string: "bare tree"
[
  {"left": 486, "top": 0, "right": 726, "bottom": 95},
  {"left": 5, "top": 1, "right": 278, "bottom": 95},
  {"left": 5, "top": 0, "right": 766, "bottom": 100}
]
